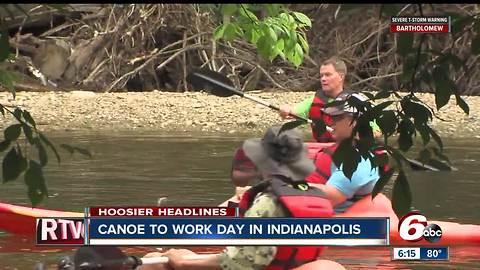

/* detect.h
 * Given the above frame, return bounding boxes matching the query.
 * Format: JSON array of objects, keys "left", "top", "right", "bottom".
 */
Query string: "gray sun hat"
[
  {"left": 322, "top": 92, "right": 368, "bottom": 116},
  {"left": 242, "top": 126, "right": 315, "bottom": 181}
]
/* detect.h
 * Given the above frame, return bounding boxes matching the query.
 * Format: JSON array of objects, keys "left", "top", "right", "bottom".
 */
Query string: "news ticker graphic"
[
  {"left": 391, "top": 247, "right": 449, "bottom": 261},
  {"left": 398, "top": 212, "right": 442, "bottom": 243},
  {"left": 36, "top": 218, "right": 85, "bottom": 245},
  {"left": 87, "top": 218, "right": 389, "bottom": 246},
  {"left": 390, "top": 16, "right": 451, "bottom": 33},
  {"left": 36, "top": 207, "right": 390, "bottom": 246},
  {"left": 88, "top": 207, "right": 237, "bottom": 217}
]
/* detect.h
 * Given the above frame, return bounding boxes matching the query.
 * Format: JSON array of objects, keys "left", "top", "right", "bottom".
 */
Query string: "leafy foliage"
[
  {"left": 0, "top": 4, "right": 91, "bottom": 206},
  {"left": 213, "top": 4, "right": 311, "bottom": 67}
]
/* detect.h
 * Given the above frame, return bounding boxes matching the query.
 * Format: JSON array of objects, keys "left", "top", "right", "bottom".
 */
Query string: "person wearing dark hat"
[
  {"left": 139, "top": 126, "right": 338, "bottom": 270},
  {"left": 308, "top": 92, "right": 381, "bottom": 213}
]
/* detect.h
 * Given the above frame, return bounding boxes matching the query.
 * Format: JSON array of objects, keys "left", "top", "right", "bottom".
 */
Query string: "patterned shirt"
[{"left": 217, "top": 193, "right": 287, "bottom": 270}]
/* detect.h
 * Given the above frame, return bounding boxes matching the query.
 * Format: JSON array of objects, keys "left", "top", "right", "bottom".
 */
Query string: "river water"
[{"left": 0, "top": 131, "right": 479, "bottom": 269}]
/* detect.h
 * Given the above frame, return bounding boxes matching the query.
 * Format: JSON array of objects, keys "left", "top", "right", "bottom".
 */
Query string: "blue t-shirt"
[{"left": 327, "top": 156, "right": 380, "bottom": 213}]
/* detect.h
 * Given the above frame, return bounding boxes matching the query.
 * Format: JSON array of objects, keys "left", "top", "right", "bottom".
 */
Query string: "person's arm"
[
  {"left": 293, "top": 95, "right": 315, "bottom": 119},
  {"left": 309, "top": 183, "right": 348, "bottom": 206},
  {"left": 309, "top": 157, "right": 378, "bottom": 206},
  {"left": 279, "top": 95, "right": 314, "bottom": 119},
  {"left": 168, "top": 252, "right": 222, "bottom": 270},
  {"left": 369, "top": 119, "right": 383, "bottom": 139}
]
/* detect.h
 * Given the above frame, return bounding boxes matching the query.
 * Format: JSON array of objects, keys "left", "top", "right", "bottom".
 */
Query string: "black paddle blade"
[
  {"left": 186, "top": 68, "right": 238, "bottom": 97},
  {"left": 73, "top": 246, "right": 140, "bottom": 270}
]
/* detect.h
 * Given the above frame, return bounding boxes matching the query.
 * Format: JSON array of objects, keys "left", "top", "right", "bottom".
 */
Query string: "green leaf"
[
  {"left": 275, "top": 38, "right": 285, "bottom": 52},
  {"left": 373, "top": 101, "right": 394, "bottom": 113},
  {"left": 418, "top": 148, "right": 431, "bottom": 163},
  {"left": 416, "top": 124, "right": 430, "bottom": 146},
  {"left": 24, "top": 160, "right": 48, "bottom": 207},
  {"left": 39, "top": 133, "right": 61, "bottom": 163},
  {"left": 298, "top": 33, "right": 309, "bottom": 54},
  {"left": 398, "top": 119, "right": 414, "bottom": 152},
  {"left": 292, "top": 12, "right": 312, "bottom": 27},
  {"left": 239, "top": 5, "right": 258, "bottom": 21},
  {"left": 267, "top": 27, "right": 278, "bottom": 42},
  {"left": 292, "top": 43, "right": 303, "bottom": 67},
  {"left": 455, "top": 94, "right": 469, "bottom": 115},
  {"left": 432, "top": 67, "right": 452, "bottom": 110},
  {"left": 428, "top": 126, "right": 443, "bottom": 151},
  {"left": 213, "top": 24, "right": 226, "bottom": 40},
  {"left": 0, "top": 24, "right": 10, "bottom": 62},
  {"left": 397, "top": 33, "right": 414, "bottom": 57},
  {"left": 377, "top": 110, "right": 397, "bottom": 136},
  {"left": 2, "top": 147, "right": 27, "bottom": 183},
  {"left": 342, "top": 149, "right": 361, "bottom": 180},
  {"left": 279, "top": 120, "right": 306, "bottom": 134},
  {"left": 0, "top": 140, "right": 10, "bottom": 152},
  {"left": 332, "top": 138, "right": 360, "bottom": 180},
  {"left": 223, "top": 23, "right": 238, "bottom": 41},
  {"left": 4, "top": 124, "right": 22, "bottom": 141},
  {"left": 33, "top": 138, "right": 48, "bottom": 166},
  {"left": 22, "top": 110, "right": 36, "bottom": 128},
  {"left": 312, "top": 119, "right": 326, "bottom": 139},
  {"left": 13, "top": 108, "right": 22, "bottom": 119},
  {"left": 22, "top": 124, "right": 34, "bottom": 145},
  {"left": 221, "top": 4, "right": 238, "bottom": 16},
  {"left": 372, "top": 168, "right": 395, "bottom": 198},
  {"left": 374, "top": 90, "right": 391, "bottom": 99},
  {"left": 391, "top": 171, "right": 412, "bottom": 217},
  {"left": 256, "top": 35, "right": 272, "bottom": 60}
]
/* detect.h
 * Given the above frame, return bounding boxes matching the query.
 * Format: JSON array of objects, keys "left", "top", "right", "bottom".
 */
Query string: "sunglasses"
[{"left": 331, "top": 114, "right": 348, "bottom": 122}]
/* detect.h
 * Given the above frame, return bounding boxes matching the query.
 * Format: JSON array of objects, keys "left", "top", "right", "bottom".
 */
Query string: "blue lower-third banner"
[{"left": 87, "top": 218, "right": 389, "bottom": 246}]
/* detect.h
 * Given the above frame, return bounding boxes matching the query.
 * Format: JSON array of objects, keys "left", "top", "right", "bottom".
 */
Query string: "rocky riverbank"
[{"left": 0, "top": 90, "right": 478, "bottom": 139}]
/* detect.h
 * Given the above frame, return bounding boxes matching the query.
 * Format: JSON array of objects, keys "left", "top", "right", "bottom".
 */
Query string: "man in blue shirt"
[{"left": 309, "top": 93, "right": 380, "bottom": 213}]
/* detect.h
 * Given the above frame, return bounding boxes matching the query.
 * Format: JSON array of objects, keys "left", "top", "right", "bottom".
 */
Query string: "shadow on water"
[{"left": 0, "top": 131, "right": 479, "bottom": 269}]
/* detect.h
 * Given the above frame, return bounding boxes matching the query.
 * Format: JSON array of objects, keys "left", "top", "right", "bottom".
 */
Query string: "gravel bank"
[{"left": 0, "top": 90, "right": 478, "bottom": 139}]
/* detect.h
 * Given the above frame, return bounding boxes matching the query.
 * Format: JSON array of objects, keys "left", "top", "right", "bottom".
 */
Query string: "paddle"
[
  {"left": 186, "top": 68, "right": 453, "bottom": 172},
  {"left": 186, "top": 68, "right": 316, "bottom": 126},
  {"left": 52, "top": 246, "right": 216, "bottom": 269}
]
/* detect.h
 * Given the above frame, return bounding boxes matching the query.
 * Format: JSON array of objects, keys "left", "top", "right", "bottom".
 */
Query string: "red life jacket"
[
  {"left": 238, "top": 176, "right": 334, "bottom": 270},
  {"left": 308, "top": 91, "right": 334, "bottom": 142}
]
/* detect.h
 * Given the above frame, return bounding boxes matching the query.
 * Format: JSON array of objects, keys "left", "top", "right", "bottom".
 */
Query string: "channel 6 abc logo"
[{"left": 398, "top": 212, "right": 442, "bottom": 243}]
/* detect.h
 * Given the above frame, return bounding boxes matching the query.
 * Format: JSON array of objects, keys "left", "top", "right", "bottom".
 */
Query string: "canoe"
[
  {"left": 0, "top": 203, "right": 83, "bottom": 235},
  {"left": 1, "top": 193, "right": 479, "bottom": 246}
]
